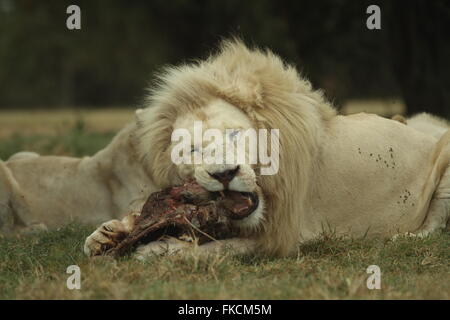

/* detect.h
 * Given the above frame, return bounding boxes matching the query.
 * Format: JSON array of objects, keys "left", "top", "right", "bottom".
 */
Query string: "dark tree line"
[
  {"left": 385, "top": 1, "right": 450, "bottom": 117},
  {"left": 0, "top": 0, "right": 448, "bottom": 118}
]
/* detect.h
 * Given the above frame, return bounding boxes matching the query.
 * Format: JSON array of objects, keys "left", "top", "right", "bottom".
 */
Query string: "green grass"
[
  {"left": 0, "top": 124, "right": 448, "bottom": 299},
  {"left": 0, "top": 224, "right": 448, "bottom": 299}
]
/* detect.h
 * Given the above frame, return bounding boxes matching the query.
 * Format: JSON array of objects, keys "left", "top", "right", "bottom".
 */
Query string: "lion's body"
[
  {"left": 307, "top": 113, "right": 444, "bottom": 239},
  {"left": 406, "top": 113, "right": 449, "bottom": 139},
  {"left": 1, "top": 40, "right": 449, "bottom": 258},
  {"left": 0, "top": 124, "right": 155, "bottom": 233}
]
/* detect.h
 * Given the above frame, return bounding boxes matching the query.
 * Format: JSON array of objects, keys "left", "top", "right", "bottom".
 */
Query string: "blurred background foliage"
[{"left": 0, "top": 0, "right": 449, "bottom": 117}]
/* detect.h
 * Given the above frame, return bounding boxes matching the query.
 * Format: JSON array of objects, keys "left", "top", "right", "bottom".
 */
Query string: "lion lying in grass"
[{"left": 1, "top": 40, "right": 449, "bottom": 259}]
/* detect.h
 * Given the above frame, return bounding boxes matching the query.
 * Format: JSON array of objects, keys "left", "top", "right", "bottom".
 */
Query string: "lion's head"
[{"left": 134, "top": 40, "right": 336, "bottom": 256}]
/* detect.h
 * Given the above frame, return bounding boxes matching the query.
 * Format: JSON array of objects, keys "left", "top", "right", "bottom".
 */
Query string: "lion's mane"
[{"left": 134, "top": 40, "right": 337, "bottom": 256}]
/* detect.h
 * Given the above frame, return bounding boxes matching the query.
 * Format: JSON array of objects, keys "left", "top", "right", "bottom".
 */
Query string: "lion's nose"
[{"left": 208, "top": 166, "right": 240, "bottom": 188}]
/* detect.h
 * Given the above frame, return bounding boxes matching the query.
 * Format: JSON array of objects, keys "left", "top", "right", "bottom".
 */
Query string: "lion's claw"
[{"left": 84, "top": 220, "right": 129, "bottom": 256}]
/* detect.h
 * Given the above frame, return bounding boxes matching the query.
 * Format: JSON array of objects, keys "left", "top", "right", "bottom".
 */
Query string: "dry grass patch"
[
  {"left": 0, "top": 224, "right": 448, "bottom": 299},
  {"left": 0, "top": 108, "right": 133, "bottom": 139}
]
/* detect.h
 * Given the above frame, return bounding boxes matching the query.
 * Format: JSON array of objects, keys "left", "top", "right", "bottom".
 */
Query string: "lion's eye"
[
  {"left": 191, "top": 146, "right": 199, "bottom": 153},
  {"left": 229, "top": 130, "right": 240, "bottom": 140}
]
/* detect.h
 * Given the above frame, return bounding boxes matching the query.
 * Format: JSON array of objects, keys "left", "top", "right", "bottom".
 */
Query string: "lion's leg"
[
  {"left": 416, "top": 198, "right": 450, "bottom": 237},
  {"left": 1, "top": 160, "right": 50, "bottom": 235},
  {"left": 392, "top": 166, "right": 450, "bottom": 241},
  {"left": 414, "top": 166, "right": 450, "bottom": 237},
  {"left": 133, "top": 237, "right": 193, "bottom": 259},
  {"left": 83, "top": 214, "right": 137, "bottom": 256},
  {"left": 0, "top": 162, "right": 16, "bottom": 235},
  {"left": 133, "top": 237, "right": 257, "bottom": 260}
]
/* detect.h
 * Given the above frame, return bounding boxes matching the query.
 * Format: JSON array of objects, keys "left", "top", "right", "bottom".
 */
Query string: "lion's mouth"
[
  {"left": 218, "top": 191, "right": 259, "bottom": 220},
  {"left": 174, "top": 179, "right": 260, "bottom": 220}
]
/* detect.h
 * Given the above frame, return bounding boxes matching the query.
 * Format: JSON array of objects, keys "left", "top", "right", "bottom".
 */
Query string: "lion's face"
[
  {"left": 134, "top": 39, "right": 338, "bottom": 256},
  {"left": 170, "top": 99, "right": 265, "bottom": 229}
]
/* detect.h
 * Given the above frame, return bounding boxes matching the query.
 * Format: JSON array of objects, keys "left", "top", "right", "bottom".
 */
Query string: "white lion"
[
  {"left": 393, "top": 113, "right": 449, "bottom": 139},
  {"left": 1, "top": 40, "right": 449, "bottom": 258}
]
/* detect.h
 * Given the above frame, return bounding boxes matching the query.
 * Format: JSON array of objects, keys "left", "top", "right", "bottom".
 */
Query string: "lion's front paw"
[
  {"left": 84, "top": 220, "right": 129, "bottom": 257},
  {"left": 134, "top": 237, "right": 193, "bottom": 260}
]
